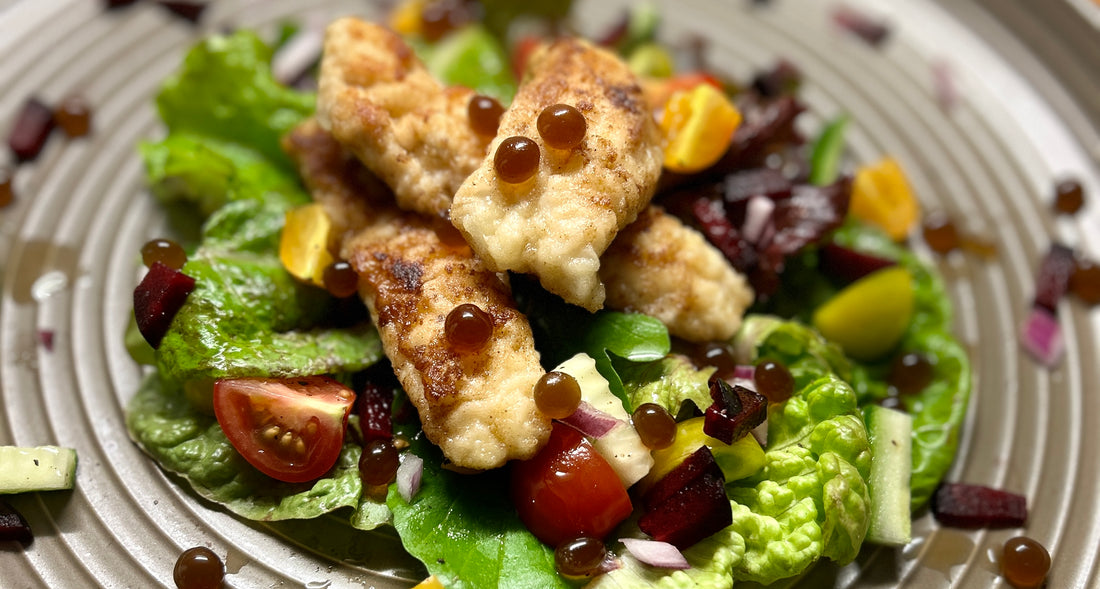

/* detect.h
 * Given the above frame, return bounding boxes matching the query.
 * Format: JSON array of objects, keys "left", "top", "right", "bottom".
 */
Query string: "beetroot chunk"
[
  {"left": 356, "top": 364, "right": 397, "bottom": 444},
  {"left": 703, "top": 377, "right": 767, "bottom": 445},
  {"left": 1, "top": 500, "right": 33, "bottom": 545},
  {"left": 819, "top": 242, "right": 897, "bottom": 284},
  {"left": 8, "top": 98, "right": 55, "bottom": 163},
  {"left": 133, "top": 261, "right": 196, "bottom": 348},
  {"left": 931, "top": 482, "right": 1027, "bottom": 528},
  {"left": 639, "top": 446, "right": 731, "bottom": 549},
  {"left": 1033, "top": 243, "right": 1076, "bottom": 313}
]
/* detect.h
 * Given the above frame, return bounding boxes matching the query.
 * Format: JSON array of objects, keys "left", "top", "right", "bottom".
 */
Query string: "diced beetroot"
[
  {"left": 155, "top": 1, "right": 207, "bottom": 23},
  {"left": 1, "top": 500, "right": 33, "bottom": 544},
  {"left": 38, "top": 329, "right": 54, "bottom": 351},
  {"left": 8, "top": 98, "right": 55, "bottom": 163},
  {"left": 133, "top": 261, "right": 196, "bottom": 348},
  {"left": 639, "top": 446, "right": 731, "bottom": 549},
  {"left": 703, "top": 377, "right": 767, "bottom": 444},
  {"left": 356, "top": 364, "right": 397, "bottom": 444},
  {"left": 1033, "top": 243, "right": 1076, "bottom": 312},
  {"left": 751, "top": 59, "right": 802, "bottom": 99},
  {"left": 819, "top": 242, "right": 897, "bottom": 284},
  {"left": 832, "top": 5, "right": 891, "bottom": 47},
  {"left": 931, "top": 482, "right": 1027, "bottom": 528}
]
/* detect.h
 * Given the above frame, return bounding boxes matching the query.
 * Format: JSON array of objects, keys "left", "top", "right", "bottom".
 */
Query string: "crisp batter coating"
[
  {"left": 450, "top": 39, "right": 663, "bottom": 311},
  {"left": 317, "top": 17, "right": 490, "bottom": 218},
  {"left": 601, "top": 207, "right": 754, "bottom": 342},
  {"left": 283, "top": 121, "right": 550, "bottom": 470}
]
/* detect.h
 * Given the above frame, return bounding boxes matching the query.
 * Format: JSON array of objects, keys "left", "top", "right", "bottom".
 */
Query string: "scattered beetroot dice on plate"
[{"left": 931, "top": 482, "right": 1027, "bottom": 528}]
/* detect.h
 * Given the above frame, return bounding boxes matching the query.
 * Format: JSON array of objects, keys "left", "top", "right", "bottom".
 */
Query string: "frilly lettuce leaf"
[
  {"left": 616, "top": 353, "right": 714, "bottom": 417},
  {"left": 125, "top": 372, "right": 389, "bottom": 529},
  {"left": 593, "top": 319, "right": 871, "bottom": 588},
  {"left": 828, "top": 223, "right": 971, "bottom": 508}
]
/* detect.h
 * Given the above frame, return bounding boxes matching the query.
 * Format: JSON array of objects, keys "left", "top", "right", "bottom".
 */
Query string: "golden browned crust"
[
  {"left": 449, "top": 38, "right": 663, "bottom": 311},
  {"left": 317, "top": 17, "right": 490, "bottom": 218},
  {"left": 284, "top": 121, "right": 550, "bottom": 470},
  {"left": 600, "top": 206, "right": 754, "bottom": 342}
]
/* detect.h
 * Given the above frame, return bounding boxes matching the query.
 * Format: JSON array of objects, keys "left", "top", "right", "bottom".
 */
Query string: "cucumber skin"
[
  {"left": 0, "top": 446, "right": 78, "bottom": 494},
  {"left": 864, "top": 405, "right": 912, "bottom": 546}
]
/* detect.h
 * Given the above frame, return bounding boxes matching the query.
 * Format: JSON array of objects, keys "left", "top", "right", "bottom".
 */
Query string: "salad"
[{"left": 124, "top": 2, "right": 974, "bottom": 587}]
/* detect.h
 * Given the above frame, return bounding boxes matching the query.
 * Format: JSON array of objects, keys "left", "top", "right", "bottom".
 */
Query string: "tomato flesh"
[
  {"left": 213, "top": 376, "right": 355, "bottom": 483},
  {"left": 511, "top": 423, "right": 633, "bottom": 547}
]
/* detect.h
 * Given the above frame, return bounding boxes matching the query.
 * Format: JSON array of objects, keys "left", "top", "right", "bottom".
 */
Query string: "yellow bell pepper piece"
[
  {"left": 850, "top": 157, "right": 920, "bottom": 241},
  {"left": 279, "top": 203, "right": 334, "bottom": 288},
  {"left": 812, "top": 266, "right": 914, "bottom": 361},
  {"left": 637, "top": 416, "right": 764, "bottom": 494},
  {"left": 659, "top": 83, "right": 741, "bottom": 174},
  {"left": 389, "top": 0, "right": 426, "bottom": 36},
  {"left": 412, "top": 576, "right": 445, "bottom": 589}
]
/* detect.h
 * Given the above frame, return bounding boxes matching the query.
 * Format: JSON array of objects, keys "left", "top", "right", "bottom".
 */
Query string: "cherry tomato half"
[
  {"left": 510, "top": 423, "right": 633, "bottom": 547},
  {"left": 213, "top": 376, "right": 355, "bottom": 483}
]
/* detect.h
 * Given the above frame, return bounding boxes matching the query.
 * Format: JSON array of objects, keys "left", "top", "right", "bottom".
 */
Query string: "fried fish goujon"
[
  {"left": 283, "top": 120, "right": 550, "bottom": 470},
  {"left": 601, "top": 206, "right": 754, "bottom": 342},
  {"left": 317, "top": 17, "right": 490, "bottom": 218},
  {"left": 450, "top": 38, "right": 663, "bottom": 311}
]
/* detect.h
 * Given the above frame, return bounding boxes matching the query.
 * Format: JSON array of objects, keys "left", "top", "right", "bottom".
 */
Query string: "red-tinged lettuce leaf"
[{"left": 387, "top": 429, "right": 569, "bottom": 589}]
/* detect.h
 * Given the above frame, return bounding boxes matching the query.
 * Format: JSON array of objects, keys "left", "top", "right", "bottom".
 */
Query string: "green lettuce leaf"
[
  {"left": 126, "top": 372, "right": 389, "bottom": 529},
  {"left": 421, "top": 25, "right": 516, "bottom": 104},
  {"left": 387, "top": 429, "right": 569, "bottom": 589},
  {"left": 830, "top": 223, "right": 971, "bottom": 509},
  {"left": 155, "top": 30, "right": 314, "bottom": 168},
  {"left": 155, "top": 199, "right": 383, "bottom": 383},
  {"left": 141, "top": 133, "right": 308, "bottom": 218},
  {"left": 595, "top": 320, "right": 871, "bottom": 588},
  {"left": 616, "top": 353, "right": 714, "bottom": 417}
]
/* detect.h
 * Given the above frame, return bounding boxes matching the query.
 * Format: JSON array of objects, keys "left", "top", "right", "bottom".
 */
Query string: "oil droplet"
[
  {"left": 31, "top": 270, "right": 68, "bottom": 301},
  {"left": 922, "top": 528, "right": 976, "bottom": 581},
  {"left": 223, "top": 548, "right": 250, "bottom": 575},
  {"left": 11, "top": 240, "right": 80, "bottom": 304}
]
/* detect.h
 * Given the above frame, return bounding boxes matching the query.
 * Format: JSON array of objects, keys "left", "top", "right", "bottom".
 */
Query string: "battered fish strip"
[
  {"left": 317, "top": 17, "right": 490, "bottom": 218},
  {"left": 600, "top": 206, "right": 754, "bottom": 342},
  {"left": 283, "top": 120, "right": 550, "bottom": 470},
  {"left": 450, "top": 38, "right": 663, "bottom": 312}
]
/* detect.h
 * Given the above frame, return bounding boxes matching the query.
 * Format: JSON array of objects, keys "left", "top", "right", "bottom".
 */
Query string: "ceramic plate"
[{"left": 1, "top": 0, "right": 1098, "bottom": 587}]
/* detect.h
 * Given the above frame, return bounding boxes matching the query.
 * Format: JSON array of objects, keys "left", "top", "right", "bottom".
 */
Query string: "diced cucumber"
[
  {"left": 553, "top": 354, "right": 654, "bottom": 487},
  {"left": 0, "top": 446, "right": 78, "bottom": 494},
  {"left": 864, "top": 405, "right": 912, "bottom": 546}
]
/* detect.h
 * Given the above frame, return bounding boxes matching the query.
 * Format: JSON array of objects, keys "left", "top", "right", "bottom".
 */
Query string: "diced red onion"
[
  {"left": 741, "top": 196, "right": 775, "bottom": 243},
  {"left": 1020, "top": 306, "right": 1064, "bottom": 367},
  {"left": 559, "top": 401, "right": 621, "bottom": 438},
  {"left": 273, "top": 28, "right": 324, "bottom": 85},
  {"left": 396, "top": 453, "right": 424, "bottom": 503},
  {"left": 619, "top": 538, "right": 690, "bottom": 570},
  {"left": 733, "top": 364, "right": 755, "bottom": 380}
]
